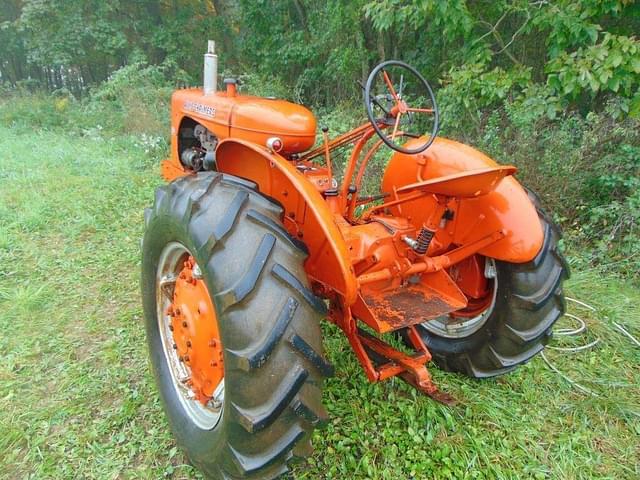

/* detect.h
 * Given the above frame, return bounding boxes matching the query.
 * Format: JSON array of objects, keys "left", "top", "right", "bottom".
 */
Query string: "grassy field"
[{"left": 0, "top": 124, "right": 638, "bottom": 479}]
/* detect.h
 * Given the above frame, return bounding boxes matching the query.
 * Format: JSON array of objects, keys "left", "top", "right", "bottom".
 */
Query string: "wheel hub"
[
  {"left": 168, "top": 256, "right": 223, "bottom": 405},
  {"left": 420, "top": 257, "right": 497, "bottom": 338}
]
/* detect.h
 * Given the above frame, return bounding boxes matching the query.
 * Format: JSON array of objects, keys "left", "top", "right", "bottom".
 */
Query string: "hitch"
[{"left": 333, "top": 305, "right": 455, "bottom": 404}]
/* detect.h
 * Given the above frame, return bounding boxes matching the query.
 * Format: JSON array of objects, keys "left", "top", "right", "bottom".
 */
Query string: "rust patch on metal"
[{"left": 363, "top": 285, "right": 461, "bottom": 330}]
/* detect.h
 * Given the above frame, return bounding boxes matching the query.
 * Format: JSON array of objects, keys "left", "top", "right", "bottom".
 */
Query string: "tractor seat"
[{"left": 396, "top": 166, "right": 517, "bottom": 198}]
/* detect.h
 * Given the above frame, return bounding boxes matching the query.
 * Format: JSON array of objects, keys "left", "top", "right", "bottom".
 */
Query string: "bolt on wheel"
[{"left": 156, "top": 242, "right": 224, "bottom": 430}]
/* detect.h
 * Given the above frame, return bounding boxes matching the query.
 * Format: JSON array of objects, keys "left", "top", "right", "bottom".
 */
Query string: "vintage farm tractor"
[{"left": 141, "top": 42, "right": 568, "bottom": 479}]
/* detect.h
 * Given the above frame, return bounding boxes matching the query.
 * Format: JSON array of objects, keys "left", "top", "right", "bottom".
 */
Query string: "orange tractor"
[{"left": 141, "top": 42, "right": 568, "bottom": 479}]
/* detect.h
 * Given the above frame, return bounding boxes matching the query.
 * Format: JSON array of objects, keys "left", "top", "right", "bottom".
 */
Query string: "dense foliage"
[
  {"left": 2, "top": 1, "right": 639, "bottom": 111},
  {"left": 1, "top": 0, "right": 639, "bottom": 279}
]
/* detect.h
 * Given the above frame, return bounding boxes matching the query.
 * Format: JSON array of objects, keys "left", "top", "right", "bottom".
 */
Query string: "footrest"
[{"left": 353, "top": 269, "right": 468, "bottom": 333}]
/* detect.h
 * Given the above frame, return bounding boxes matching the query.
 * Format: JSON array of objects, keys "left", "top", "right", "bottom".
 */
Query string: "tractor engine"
[{"left": 179, "top": 123, "right": 218, "bottom": 171}]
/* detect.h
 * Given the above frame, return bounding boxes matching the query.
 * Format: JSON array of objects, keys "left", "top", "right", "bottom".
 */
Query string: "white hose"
[
  {"left": 612, "top": 321, "right": 640, "bottom": 347},
  {"left": 565, "top": 296, "right": 596, "bottom": 311},
  {"left": 542, "top": 295, "right": 638, "bottom": 398}
]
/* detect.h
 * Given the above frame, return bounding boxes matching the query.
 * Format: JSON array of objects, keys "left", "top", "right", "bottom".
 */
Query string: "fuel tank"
[{"left": 173, "top": 89, "right": 316, "bottom": 154}]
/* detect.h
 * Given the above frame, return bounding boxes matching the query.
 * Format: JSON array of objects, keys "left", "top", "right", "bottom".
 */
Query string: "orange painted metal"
[
  {"left": 169, "top": 256, "right": 223, "bottom": 404},
  {"left": 229, "top": 97, "right": 316, "bottom": 153},
  {"left": 352, "top": 269, "right": 468, "bottom": 333},
  {"left": 300, "top": 122, "right": 372, "bottom": 162},
  {"left": 339, "top": 125, "right": 378, "bottom": 201},
  {"left": 354, "top": 231, "right": 503, "bottom": 287},
  {"left": 381, "top": 136, "right": 544, "bottom": 263},
  {"left": 396, "top": 166, "right": 517, "bottom": 197},
  {"left": 215, "top": 138, "right": 358, "bottom": 305},
  {"left": 346, "top": 136, "right": 387, "bottom": 219},
  {"left": 334, "top": 300, "right": 452, "bottom": 402},
  {"left": 162, "top": 158, "right": 186, "bottom": 182},
  {"left": 447, "top": 254, "right": 494, "bottom": 318},
  {"left": 449, "top": 254, "right": 489, "bottom": 299}
]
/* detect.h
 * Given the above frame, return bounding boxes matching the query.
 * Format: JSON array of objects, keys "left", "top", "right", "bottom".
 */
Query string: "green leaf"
[
  {"left": 629, "top": 95, "right": 640, "bottom": 118},
  {"left": 608, "top": 77, "right": 621, "bottom": 92},
  {"left": 609, "top": 50, "right": 623, "bottom": 68}
]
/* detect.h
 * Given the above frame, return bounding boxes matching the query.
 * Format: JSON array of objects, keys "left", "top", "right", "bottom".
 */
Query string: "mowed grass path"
[{"left": 0, "top": 125, "right": 638, "bottom": 479}]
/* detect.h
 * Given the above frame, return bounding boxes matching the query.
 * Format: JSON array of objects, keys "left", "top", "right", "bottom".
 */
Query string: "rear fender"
[
  {"left": 381, "top": 137, "right": 543, "bottom": 263},
  {"left": 216, "top": 139, "right": 357, "bottom": 304}
]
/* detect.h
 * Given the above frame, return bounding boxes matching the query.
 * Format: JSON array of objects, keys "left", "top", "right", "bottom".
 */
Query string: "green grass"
[{"left": 0, "top": 124, "right": 638, "bottom": 479}]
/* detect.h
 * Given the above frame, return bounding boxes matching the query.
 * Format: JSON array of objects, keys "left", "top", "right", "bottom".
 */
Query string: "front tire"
[
  {"left": 141, "top": 172, "right": 332, "bottom": 479},
  {"left": 415, "top": 189, "right": 570, "bottom": 378}
]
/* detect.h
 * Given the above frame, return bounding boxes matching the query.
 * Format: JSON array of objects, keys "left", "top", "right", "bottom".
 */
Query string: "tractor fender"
[
  {"left": 381, "top": 137, "right": 543, "bottom": 263},
  {"left": 215, "top": 138, "right": 358, "bottom": 304}
]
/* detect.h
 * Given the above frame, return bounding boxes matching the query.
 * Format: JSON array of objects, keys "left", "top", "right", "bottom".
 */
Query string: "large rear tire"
[
  {"left": 415, "top": 189, "right": 570, "bottom": 378},
  {"left": 141, "top": 172, "right": 332, "bottom": 479}
]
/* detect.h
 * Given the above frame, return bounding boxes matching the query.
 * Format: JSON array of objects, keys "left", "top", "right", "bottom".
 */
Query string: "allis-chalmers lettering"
[{"left": 183, "top": 100, "right": 216, "bottom": 118}]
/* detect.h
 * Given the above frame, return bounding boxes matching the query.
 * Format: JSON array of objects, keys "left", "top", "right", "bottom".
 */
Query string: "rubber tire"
[
  {"left": 141, "top": 172, "right": 332, "bottom": 479},
  {"left": 415, "top": 189, "right": 570, "bottom": 378}
]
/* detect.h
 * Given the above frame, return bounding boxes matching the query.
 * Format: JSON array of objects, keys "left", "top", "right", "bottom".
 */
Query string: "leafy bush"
[{"left": 86, "top": 61, "right": 188, "bottom": 136}]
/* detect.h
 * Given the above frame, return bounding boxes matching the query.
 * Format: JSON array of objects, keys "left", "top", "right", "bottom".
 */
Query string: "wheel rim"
[
  {"left": 156, "top": 242, "right": 224, "bottom": 430},
  {"left": 420, "top": 258, "right": 498, "bottom": 339}
]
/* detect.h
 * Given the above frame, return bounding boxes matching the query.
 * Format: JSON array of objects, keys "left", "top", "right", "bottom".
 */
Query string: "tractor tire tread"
[
  {"left": 226, "top": 297, "right": 299, "bottom": 371},
  {"left": 416, "top": 188, "right": 569, "bottom": 378},
  {"left": 214, "top": 233, "right": 275, "bottom": 312},
  {"left": 512, "top": 262, "right": 565, "bottom": 311},
  {"left": 271, "top": 264, "right": 328, "bottom": 314},
  {"left": 246, "top": 209, "right": 309, "bottom": 256},
  {"left": 232, "top": 366, "right": 309, "bottom": 433},
  {"left": 228, "top": 428, "right": 302, "bottom": 477},
  {"left": 288, "top": 333, "right": 335, "bottom": 377},
  {"left": 142, "top": 171, "right": 329, "bottom": 480},
  {"left": 212, "top": 190, "right": 249, "bottom": 243}
]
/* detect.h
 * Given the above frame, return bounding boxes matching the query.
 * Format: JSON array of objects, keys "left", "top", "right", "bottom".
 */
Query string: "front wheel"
[
  {"left": 414, "top": 190, "right": 570, "bottom": 377},
  {"left": 141, "top": 172, "right": 332, "bottom": 479}
]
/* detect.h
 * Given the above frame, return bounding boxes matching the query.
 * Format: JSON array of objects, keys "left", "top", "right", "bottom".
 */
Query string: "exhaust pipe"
[{"left": 203, "top": 40, "right": 217, "bottom": 95}]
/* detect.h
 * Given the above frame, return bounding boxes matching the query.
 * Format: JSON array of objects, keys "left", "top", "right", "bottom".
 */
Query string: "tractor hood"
[
  {"left": 173, "top": 89, "right": 316, "bottom": 154},
  {"left": 229, "top": 96, "right": 317, "bottom": 154}
]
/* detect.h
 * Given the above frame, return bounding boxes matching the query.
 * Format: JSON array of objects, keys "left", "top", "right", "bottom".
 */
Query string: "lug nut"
[
  {"left": 186, "top": 340, "right": 192, "bottom": 347},
  {"left": 210, "top": 361, "right": 217, "bottom": 367},
  {"left": 172, "top": 343, "right": 177, "bottom": 350},
  {"left": 182, "top": 321, "right": 188, "bottom": 328},
  {"left": 208, "top": 339, "right": 217, "bottom": 348},
  {"left": 169, "top": 324, "right": 174, "bottom": 331}
]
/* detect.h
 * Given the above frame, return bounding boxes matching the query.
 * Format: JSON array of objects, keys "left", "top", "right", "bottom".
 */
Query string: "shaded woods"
[{"left": 2, "top": 1, "right": 639, "bottom": 109}]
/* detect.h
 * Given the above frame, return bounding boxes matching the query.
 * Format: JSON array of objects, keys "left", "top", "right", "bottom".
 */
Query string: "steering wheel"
[{"left": 364, "top": 60, "right": 439, "bottom": 155}]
